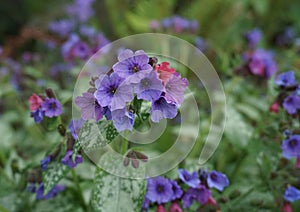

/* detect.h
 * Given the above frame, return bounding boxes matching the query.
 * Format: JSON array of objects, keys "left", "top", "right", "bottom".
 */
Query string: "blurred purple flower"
[
  {"left": 65, "top": 0, "right": 95, "bottom": 22},
  {"left": 245, "top": 28, "right": 262, "bottom": 48},
  {"left": 40, "top": 156, "right": 51, "bottom": 171},
  {"left": 61, "top": 150, "right": 83, "bottom": 168},
  {"left": 164, "top": 73, "right": 188, "bottom": 105},
  {"left": 162, "top": 18, "right": 172, "bottom": 28},
  {"left": 207, "top": 170, "right": 229, "bottom": 191},
  {"left": 275, "top": 71, "right": 298, "bottom": 88},
  {"left": 178, "top": 169, "right": 200, "bottom": 188},
  {"left": 61, "top": 34, "right": 80, "bottom": 60},
  {"left": 48, "top": 19, "right": 75, "bottom": 37},
  {"left": 141, "top": 196, "right": 151, "bottom": 212},
  {"left": 146, "top": 176, "right": 173, "bottom": 204},
  {"left": 136, "top": 71, "right": 164, "bottom": 101},
  {"left": 189, "top": 20, "right": 198, "bottom": 32},
  {"left": 79, "top": 25, "right": 97, "bottom": 38},
  {"left": 182, "top": 185, "right": 211, "bottom": 208},
  {"left": 69, "top": 119, "right": 84, "bottom": 140},
  {"left": 75, "top": 92, "right": 103, "bottom": 121},
  {"left": 111, "top": 107, "right": 135, "bottom": 132},
  {"left": 71, "top": 41, "right": 90, "bottom": 60},
  {"left": 31, "top": 108, "right": 45, "bottom": 123},
  {"left": 36, "top": 183, "right": 65, "bottom": 200},
  {"left": 150, "top": 96, "right": 178, "bottom": 123},
  {"left": 94, "top": 73, "right": 134, "bottom": 111},
  {"left": 41, "top": 98, "right": 62, "bottom": 118},
  {"left": 281, "top": 135, "right": 300, "bottom": 159},
  {"left": 283, "top": 94, "right": 300, "bottom": 115},
  {"left": 169, "top": 179, "right": 183, "bottom": 200},
  {"left": 169, "top": 202, "right": 183, "bottom": 212},
  {"left": 149, "top": 20, "right": 160, "bottom": 31},
  {"left": 284, "top": 186, "right": 300, "bottom": 202},
  {"left": 112, "top": 49, "right": 153, "bottom": 83},
  {"left": 195, "top": 36, "right": 206, "bottom": 52},
  {"left": 173, "top": 16, "right": 189, "bottom": 33}
]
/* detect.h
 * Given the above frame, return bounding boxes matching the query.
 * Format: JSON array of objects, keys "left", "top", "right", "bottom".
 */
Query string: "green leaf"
[
  {"left": 91, "top": 168, "right": 146, "bottom": 212},
  {"left": 44, "top": 117, "right": 59, "bottom": 131},
  {"left": 42, "top": 162, "right": 70, "bottom": 194}
]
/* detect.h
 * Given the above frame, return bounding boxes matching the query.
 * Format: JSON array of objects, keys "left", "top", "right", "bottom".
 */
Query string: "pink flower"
[
  {"left": 295, "top": 157, "right": 300, "bottom": 169},
  {"left": 155, "top": 62, "right": 176, "bottom": 84},
  {"left": 269, "top": 101, "right": 280, "bottom": 113},
  {"left": 156, "top": 205, "right": 167, "bottom": 212},
  {"left": 283, "top": 202, "right": 293, "bottom": 212},
  {"left": 169, "top": 202, "right": 183, "bottom": 212},
  {"left": 28, "top": 93, "right": 43, "bottom": 111}
]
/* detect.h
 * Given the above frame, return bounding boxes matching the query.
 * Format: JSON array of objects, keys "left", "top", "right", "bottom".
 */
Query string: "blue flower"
[
  {"left": 275, "top": 71, "right": 298, "bottom": 88},
  {"left": 94, "top": 73, "right": 134, "bottom": 111},
  {"left": 112, "top": 49, "right": 153, "bottom": 84},
  {"left": 284, "top": 186, "right": 300, "bottom": 202},
  {"left": 245, "top": 28, "right": 262, "bottom": 48},
  {"left": 31, "top": 108, "right": 45, "bottom": 123},
  {"left": 182, "top": 185, "right": 211, "bottom": 208},
  {"left": 195, "top": 36, "right": 206, "bottom": 52},
  {"left": 207, "top": 170, "right": 229, "bottom": 191},
  {"left": 136, "top": 71, "right": 164, "bottom": 101},
  {"left": 69, "top": 119, "right": 85, "bottom": 140},
  {"left": 111, "top": 108, "right": 135, "bottom": 132},
  {"left": 281, "top": 135, "right": 300, "bottom": 159},
  {"left": 61, "top": 150, "right": 83, "bottom": 168},
  {"left": 75, "top": 92, "right": 103, "bottom": 121},
  {"left": 150, "top": 96, "right": 178, "bottom": 123},
  {"left": 164, "top": 73, "right": 188, "bottom": 105},
  {"left": 178, "top": 169, "right": 200, "bottom": 188},
  {"left": 283, "top": 94, "right": 300, "bottom": 115},
  {"left": 169, "top": 179, "right": 183, "bottom": 200},
  {"left": 41, "top": 98, "right": 62, "bottom": 118},
  {"left": 141, "top": 196, "right": 151, "bottom": 212},
  {"left": 40, "top": 156, "right": 51, "bottom": 171},
  {"left": 48, "top": 19, "right": 74, "bottom": 37},
  {"left": 146, "top": 176, "right": 173, "bottom": 204},
  {"left": 36, "top": 183, "right": 65, "bottom": 200}
]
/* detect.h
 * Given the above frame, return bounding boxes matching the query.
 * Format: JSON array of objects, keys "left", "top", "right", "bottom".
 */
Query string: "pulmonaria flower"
[
  {"left": 142, "top": 197, "right": 151, "bottom": 212},
  {"left": 36, "top": 183, "right": 65, "bottom": 200},
  {"left": 40, "top": 156, "right": 51, "bottom": 171},
  {"left": 245, "top": 48, "right": 277, "bottom": 79},
  {"left": 245, "top": 28, "right": 262, "bottom": 48},
  {"left": 207, "top": 170, "right": 229, "bottom": 191},
  {"left": 169, "top": 180, "right": 183, "bottom": 200},
  {"left": 71, "top": 41, "right": 90, "bottom": 60},
  {"left": 283, "top": 202, "right": 293, "bottom": 212},
  {"left": 169, "top": 202, "right": 183, "bottom": 212},
  {"left": 269, "top": 101, "right": 279, "bottom": 113},
  {"left": 150, "top": 96, "right": 178, "bottom": 123},
  {"left": 75, "top": 92, "right": 103, "bottom": 121},
  {"left": 111, "top": 108, "right": 135, "bottom": 132},
  {"left": 156, "top": 205, "right": 167, "bottom": 212},
  {"left": 48, "top": 19, "right": 74, "bottom": 37},
  {"left": 164, "top": 73, "right": 188, "bottom": 105},
  {"left": 182, "top": 185, "right": 211, "bottom": 208},
  {"left": 146, "top": 176, "right": 173, "bottom": 204},
  {"left": 173, "top": 15, "right": 189, "bottom": 33},
  {"left": 155, "top": 62, "right": 176, "bottom": 84},
  {"left": 61, "top": 150, "right": 83, "bottom": 168},
  {"left": 69, "top": 119, "right": 84, "bottom": 140},
  {"left": 281, "top": 135, "right": 300, "bottom": 159},
  {"left": 41, "top": 98, "right": 62, "bottom": 118},
  {"left": 275, "top": 71, "right": 298, "bottom": 88},
  {"left": 65, "top": 0, "right": 95, "bottom": 22},
  {"left": 178, "top": 169, "right": 200, "bottom": 188},
  {"left": 28, "top": 93, "right": 43, "bottom": 111},
  {"left": 283, "top": 94, "right": 300, "bottom": 115},
  {"left": 296, "top": 157, "right": 300, "bottom": 169},
  {"left": 136, "top": 71, "right": 164, "bottom": 101},
  {"left": 149, "top": 20, "right": 160, "bottom": 31},
  {"left": 284, "top": 186, "right": 300, "bottom": 202},
  {"left": 112, "top": 49, "right": 153, "bottom": 83},
  {"left": 31, "top": 108, "right": 45, "bottom": 123}
]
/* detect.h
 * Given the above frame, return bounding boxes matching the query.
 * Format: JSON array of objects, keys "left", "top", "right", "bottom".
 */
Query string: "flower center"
[
  {"left": 141, "top": 78, "right": 151, "bottom": 88},
  {"left": 50, "top": 103, "right": 57, "bottom": 109},
  {"left": 156, "top": 184, "right": 165, "bottom": 193},
  {"left": 110, "top": 87, "right": 117, "bottom": 94},
  {"left": 132, "top": 65, "right": 140, "bottom": 73},
  {"left": 289, "top": 139, "right": 297, "bottom": 148},
  {"left": 210, "top": 173, "right": 217, "bottom": 181}
]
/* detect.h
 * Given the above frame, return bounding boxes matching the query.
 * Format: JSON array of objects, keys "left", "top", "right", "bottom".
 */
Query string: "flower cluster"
[
  {"left": 27, "top": 182, "right": 65, "bottom": 200},
  {"left": 75, "top": 49, "right": 188, "bottom": 132},
  {"left": 142, "top": 169, "right": 229, "bottom": 211},
  {"left": 29, "top": 92, "right": 62, "bottom": 123},
  {"left": 149, "top": 16, "right": 198, "bottom": 33}
]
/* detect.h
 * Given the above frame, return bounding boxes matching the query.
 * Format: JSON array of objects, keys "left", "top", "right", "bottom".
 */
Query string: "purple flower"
[
  {"left": 146, "top": 176, "right": 173, "bottom": 204},
  {"left": 283, "top": 94, "right": 300, "bottom": 115},
  {"left": 275, "top": 71, "right": 298, "bottom": 88},
  {"left": 69, "top": 119, "right": 84, "bottom": 140},
  {"left": 189, "top": 20, "right": 198, "bottom": 32},
  {"left": 284, "top": 186, "right": 300, "bottom": 202},
  {"left": 41, "top": 98, "right": 62, "bottom": 118},
  {"left": 92, "top": 33, "right": 110, "bottom": 53},
  {"left": 75, "top": 92, "right": 103, "bottom": 121},
  {"left": 48, "top": 19, "right": 74, "bottom": 37},
  {"left": 79, "top": 25, "right": 97, "bottom": 38},
  {"left": 36, "top": 183, "right": 65, "bottom": 200},
  {"left": 178, "top": 169, "right": 200, "bottom": 188},
  {"left": 182, "top": 186, "right": 211, "bottom": 208},
  {"left": 245, "top": 49, "right": 277, "bottom": 79},
  {"left": 65, "top": 0, "right": 95, "bottom": 22},
  {"left": 195, "top": 36, "right": 206, "bottom": 52},
  {"left": 111, "top": 108, "right": 135, "bottom": 132},
  {"left": 141, "top": 197, "right": 151, "bottom": 212},
  {"left": 61, "top": 34, "right": 80, "bottom": 60},
  {"left": 245, "top": 28, "right": 262, "bottom": 48},
  {"left": 164, "top": 73, "right": 188, "bottom": 105},
  {"left": 169, "top": 179, "right": 183, "bottom": 200},
  {"left": 40, "top": 156, "right": 51, "bottom": 171},
  {"left": 207, "top": 171, "right": 229, "bottom": 191},
  {"left": 94, "top": 73, "right": 134, "bottom": 111},
  {"left": 281, "top": 135, "right": 300, "bottom": 159},
  {"left": 61, "top": 150, "right": 83, "bottom": 168},
  {"left": 149, "top": 20, "right": 160, "bottom": 31},
  {"left": 71, "top": 41, "right": 90, "bottom": 60},
  {"left": 136, "top": 71, "right": 164, "bottom": 101},
  {"left": 31, "top": 108, "right": 45, "bottom": 123},
  {"left": 150, "top": 96, "right": 178, "bottom": 123},
  {"left": 162, "top": 18, "right": 172, "bottom": 28},
  {"left": 112, "top": 49, "right": 153, "bottom": 83},
  {"left": 173, "top": 16, "right": 189, "bottom": 33}
]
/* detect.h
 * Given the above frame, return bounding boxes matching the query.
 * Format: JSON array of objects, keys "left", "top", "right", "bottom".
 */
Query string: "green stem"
[
  {"left": 120, "top": 137, "right": 129, "bottom": 155},
  {"left": 71, "top": 169, "right": 87, "bottom": 210}
]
